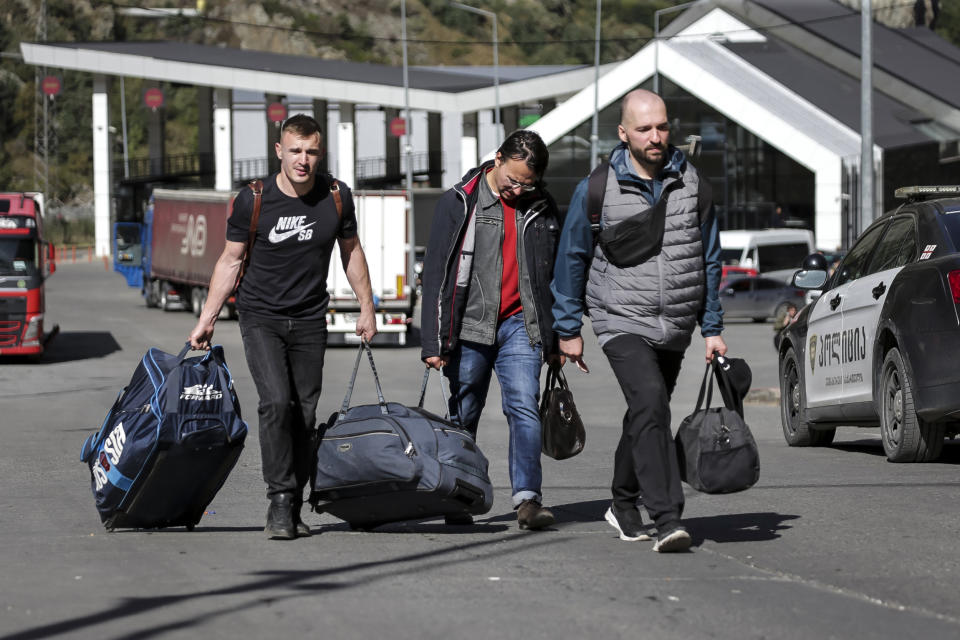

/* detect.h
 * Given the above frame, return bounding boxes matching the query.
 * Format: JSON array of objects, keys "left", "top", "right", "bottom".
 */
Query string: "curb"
[{"left": 744, "top": 387, "right": 780, "bottom": 405}]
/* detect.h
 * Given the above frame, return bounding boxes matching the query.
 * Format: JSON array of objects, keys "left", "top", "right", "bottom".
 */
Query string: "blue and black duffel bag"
[{"left": 81, "top": 343, "right": 248, "bottom": 530}]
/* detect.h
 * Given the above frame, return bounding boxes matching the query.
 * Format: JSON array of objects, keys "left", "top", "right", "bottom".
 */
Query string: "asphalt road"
[{"left": 2, "top": 262, "right": 959, "bottom": 639}]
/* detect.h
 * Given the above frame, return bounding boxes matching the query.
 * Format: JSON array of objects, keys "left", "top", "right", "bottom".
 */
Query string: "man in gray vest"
[{"left": 551, "top": 89, "right": 726, "bottom": 552}]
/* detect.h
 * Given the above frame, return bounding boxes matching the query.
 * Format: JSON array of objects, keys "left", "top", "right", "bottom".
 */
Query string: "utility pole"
[
  {"left": 860, "top": 0, "right": 874, "bottom": 231},
  {"left": 401, "top": 0, "right": 416, "bottom": 302},
  {"left": 590, "top": 0, "right": 601, "bottom": 170},
  {"left": 34, "top": 0, "right": 49, "bottom": 198}
]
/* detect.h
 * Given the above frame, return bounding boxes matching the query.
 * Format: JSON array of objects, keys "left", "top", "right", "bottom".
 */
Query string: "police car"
[{"left": 777, "top": 186, "right": 960, "bottom": 462}]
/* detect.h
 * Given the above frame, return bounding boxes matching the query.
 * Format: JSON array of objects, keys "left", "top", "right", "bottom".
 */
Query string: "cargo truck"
[
  {"left": 0, "top": 192, "right": 58, "bottom": 357},
  {"left": 114, "top": 187, "right": 416, "bottom": 345}
]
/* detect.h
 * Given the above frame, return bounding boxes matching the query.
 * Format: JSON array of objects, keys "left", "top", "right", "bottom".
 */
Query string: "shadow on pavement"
[
  {"left": 9, "top": 533, "right": 561, "bottom": 640},
  {"left": 314, "top": 519, "right": 511, "bottom": 534},
  {"left": 20, "top": 331, "right": 122, "bottom": 363},
  {"left": 831, "top": 438, "right": 960, "bottom": 465},
  {"left": 685, "top": 512, "right": 800, "bottom": 545}
]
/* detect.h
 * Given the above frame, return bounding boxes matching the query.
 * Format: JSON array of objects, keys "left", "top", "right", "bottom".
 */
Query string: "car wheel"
[
  {"left": 880, "top": 348, "right": 944, "bottom": 462},
  {"left": 780, "top": 346, "right": 835, "bottom": 446}
]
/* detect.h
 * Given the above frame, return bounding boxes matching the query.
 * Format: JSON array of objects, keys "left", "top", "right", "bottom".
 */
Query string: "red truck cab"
[{"left": 0, "top": 193, "right": 57, "bottom": 357}]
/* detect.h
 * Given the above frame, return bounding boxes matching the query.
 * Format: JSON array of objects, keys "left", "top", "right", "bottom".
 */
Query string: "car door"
[
  {"left": 719, "top": 278, "right": 752, "bottom": 318},
  {"left": 840, "top": 215, "right": 917, "bottom": 409},
  {"left": 752, "top": 277, "right": 784, "bottom": 318},
  {"left": 805, "top": 223, "right": 887, "bottom": 409}
]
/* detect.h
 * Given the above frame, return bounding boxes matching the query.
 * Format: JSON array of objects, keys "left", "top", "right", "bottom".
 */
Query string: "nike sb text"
[{"left": 268, "top": 216, "right": 316, "bottom": 243}]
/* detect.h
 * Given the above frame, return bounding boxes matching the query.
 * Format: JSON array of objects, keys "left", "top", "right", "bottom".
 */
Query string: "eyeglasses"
[{"left": 506, "top": 175, "right": 538, "bottom": 193}]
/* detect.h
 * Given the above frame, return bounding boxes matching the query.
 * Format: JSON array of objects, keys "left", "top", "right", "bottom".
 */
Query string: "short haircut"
[
  {"left": 497, "top": 129, "right": 549, "bottom": 177},
  {"left": 281, "top": 113, "right": 323, "bottom": 139}
]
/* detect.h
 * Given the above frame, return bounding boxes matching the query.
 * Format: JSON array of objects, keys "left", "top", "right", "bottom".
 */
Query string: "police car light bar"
[{"left": 894, "top": 185, "right": 960, "bottom": 200}]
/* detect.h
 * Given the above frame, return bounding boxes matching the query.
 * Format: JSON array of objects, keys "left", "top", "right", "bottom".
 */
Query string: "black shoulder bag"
[{"left": 539, "top": 363, "right": 586, "bottom": 460}]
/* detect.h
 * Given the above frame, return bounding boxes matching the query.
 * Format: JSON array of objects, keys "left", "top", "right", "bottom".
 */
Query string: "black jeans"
[
  {"left": 239, "top": 315, "right": 327, "bottom": 500},
  {"left": 602, "top": 334, "right": 685, "bottom": 530}
]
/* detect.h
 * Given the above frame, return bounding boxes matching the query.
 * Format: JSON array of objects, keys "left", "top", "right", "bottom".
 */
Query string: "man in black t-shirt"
[{"left": 189, "top": 114, "right": 376, "bottom": 540}]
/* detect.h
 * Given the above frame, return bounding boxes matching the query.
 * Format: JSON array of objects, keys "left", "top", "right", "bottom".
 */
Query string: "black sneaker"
[
  {"left": 604, "top": 504, "right": 653, "bottom": 541},
  {"left": 292, "top": 498, "right": 311, "bottom": 538},
  {"left": 265, "top": 493, "right": 296, "bottom": 540},
  {"left": 653, "top": 524, "right": 692, "bottom": 553}
]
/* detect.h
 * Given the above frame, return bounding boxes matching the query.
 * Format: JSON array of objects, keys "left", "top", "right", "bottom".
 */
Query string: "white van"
[{"left": 719, "top": 229, "right": 815, "bottom": 275}]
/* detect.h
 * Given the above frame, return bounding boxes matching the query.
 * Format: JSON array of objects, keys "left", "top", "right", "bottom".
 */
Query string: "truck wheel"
[
  {"left": 145, "top": 279, "right": 160, "bottom": 308},
  {"left": 880, "top": 348, "right": 944, "bottom": 462},
  {"left": 780, "top": 346, "right": 835, "bottom": 446},
  {"left": 191, "top": 288, "right": 205, "bottom": 317},
  {"left": 159, "top": 282, "right": 175, "bottom": 312}
]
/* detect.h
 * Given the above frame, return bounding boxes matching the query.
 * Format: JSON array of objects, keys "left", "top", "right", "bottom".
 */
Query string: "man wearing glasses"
[{"left": 420, "top": 129, "right": 562, "bottom": 530}]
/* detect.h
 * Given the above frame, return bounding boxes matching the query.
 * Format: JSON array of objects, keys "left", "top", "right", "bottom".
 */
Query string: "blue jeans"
[
  {"left": 443, "top": 313, "right": 544, "bottom": 507},
  {"left": 239, "top": 314, "right": 327, "bottom": 500}
]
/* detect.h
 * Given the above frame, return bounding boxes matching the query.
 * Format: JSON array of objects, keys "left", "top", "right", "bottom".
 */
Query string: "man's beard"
[{"left": 631, "top": 143, "right": 666, "bottom": 168}]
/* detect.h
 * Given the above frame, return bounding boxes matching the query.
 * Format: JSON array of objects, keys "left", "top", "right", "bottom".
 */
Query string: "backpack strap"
[
  {"left": 236, "top": 179, "right": 263, "bottom": 288},
  {"left": 696, "top": 175, "right": 713, "bottom": 227},
  {"left": 586, "top": 161, "right": 609, "bottom": 246},
  {"left": 329, "top": 175, "right": 343, "bottom": 220}
]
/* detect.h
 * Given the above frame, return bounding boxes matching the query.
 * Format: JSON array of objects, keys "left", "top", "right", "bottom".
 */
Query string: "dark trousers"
[
  {"left": 239, "top": 315, "right": 327, "bottom": 500},
  {"left": 602, "top": 334, "right": 685, "bottom": 529}
]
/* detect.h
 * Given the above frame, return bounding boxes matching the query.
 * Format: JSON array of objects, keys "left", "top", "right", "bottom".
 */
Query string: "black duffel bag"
[{"left": 675, "top": 356, "right": 759, "bottom": 494}]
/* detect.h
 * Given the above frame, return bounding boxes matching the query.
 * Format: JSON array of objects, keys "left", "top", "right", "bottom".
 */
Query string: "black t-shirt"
[{"left": 227, "top": 173, "right": 357, "bottom": 319}]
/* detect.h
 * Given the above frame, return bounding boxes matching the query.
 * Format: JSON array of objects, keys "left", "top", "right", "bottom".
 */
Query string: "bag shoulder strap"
[
  {"left": 696, "top": 174, "right": 713, "bottom": 227},
  {"left": 235, "top": 179, "right": 263, "bottom": 288},
  {"left": 328, "top": 175, "right": 343, "bottom": 220},
  {"left": 247, "top": 179, "right": 263, "bottom": 252},
  {"left": 587, "top": 161, "right": 609, "bottom": 246}
]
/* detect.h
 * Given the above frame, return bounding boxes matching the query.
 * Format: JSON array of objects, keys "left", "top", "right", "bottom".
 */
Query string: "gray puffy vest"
[{"left": 585, "top": 163, "right": 705, "bottom": 351}]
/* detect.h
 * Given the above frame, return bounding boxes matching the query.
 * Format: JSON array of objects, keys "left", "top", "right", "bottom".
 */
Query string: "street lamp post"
[
  {"left": 401, "top": 0, "right": 415, "bottom": 302},
  {"left": 590, "top": 0, "right": 601, "bottom": 170},
  {"left": 654, "top": 1, "right": 696, "bottom": 95},
  {"left": 860, "top": 0, "right": 874, "bottom": 232},
  {"left": 450, "top": 2, "right": 500, "bottom": 146}
]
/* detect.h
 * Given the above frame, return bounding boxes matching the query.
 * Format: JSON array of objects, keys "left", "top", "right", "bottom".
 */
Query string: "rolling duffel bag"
[
  {"left": 309, "top": 342, "right": 493, "bottom": 529},
  {"left": 80, "top": 343, "right": 248, "bottom": 530},
  {"left": 675, "top": 357, "right": 759, "bottom": 494}
]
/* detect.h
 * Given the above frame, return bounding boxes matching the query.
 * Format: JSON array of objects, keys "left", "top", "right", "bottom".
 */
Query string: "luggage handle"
[
  {"left": 695, "top": 353, "right": 740, "bottom": 414},
  {"left": 166, "top": 344, "right": 234, "bottom": 426},
  {"left": 694, "top": 362, "right": 716, "bottom": 414},
  {"left": 339, "top": 340, "right": 389, "bottom": 419},
  {"left": 544, "top": 361, "right": 570, "bottom": 392},
  {"left": 417, "top": 366, "right": 465, "bottom": 427}
]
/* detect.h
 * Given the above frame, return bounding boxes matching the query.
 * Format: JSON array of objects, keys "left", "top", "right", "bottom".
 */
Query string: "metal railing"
[{"left": 112, "top": 151, "right": 442, "bottom": 187}]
